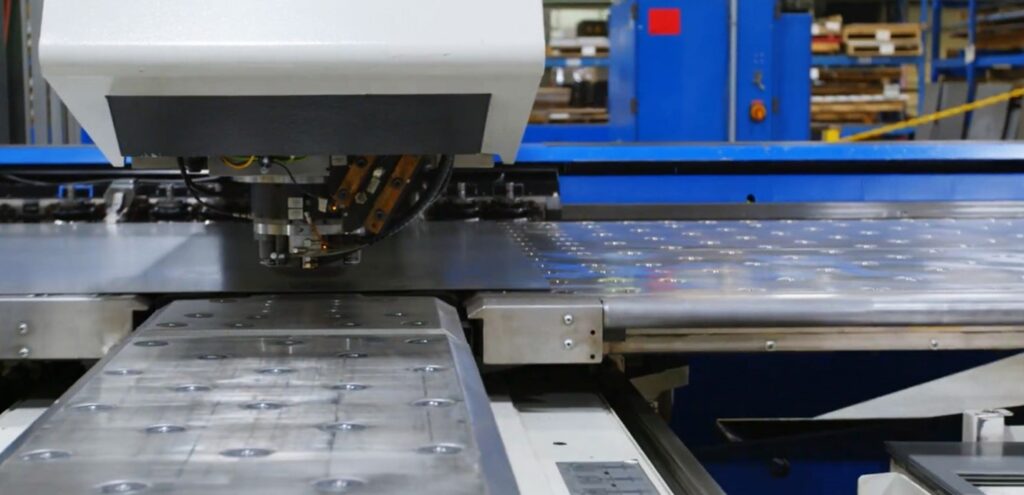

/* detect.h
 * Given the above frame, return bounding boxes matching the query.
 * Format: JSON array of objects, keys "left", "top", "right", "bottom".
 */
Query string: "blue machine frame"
[{"left": 527, "top": 0, "right": 811, "bottom": 143}]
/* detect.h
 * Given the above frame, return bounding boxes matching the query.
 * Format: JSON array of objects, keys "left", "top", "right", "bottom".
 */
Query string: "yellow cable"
[
  {"left": 220, "top": 156, "right": 256, "bottom": 170},
  {"left": 835, "top": 86, "right": 1024, "bottom": 143}
]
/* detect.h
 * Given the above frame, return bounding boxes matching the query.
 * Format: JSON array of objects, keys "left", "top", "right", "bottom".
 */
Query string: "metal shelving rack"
[
  {"left": 929, "top": 0, "right": 1024, "bottom": 94},
  {"left": 810, "top": 0, "right": 929, "bottom": 138}
]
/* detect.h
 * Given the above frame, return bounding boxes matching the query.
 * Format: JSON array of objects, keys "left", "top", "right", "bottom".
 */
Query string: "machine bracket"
[
  {"left": 467, "top": 294, "right": 604, "bottom": 365},
  {"left": 0, "top": 295, "right": 147, "bottom": 360}
]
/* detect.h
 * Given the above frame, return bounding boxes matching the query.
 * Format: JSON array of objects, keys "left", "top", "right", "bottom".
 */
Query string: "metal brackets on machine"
[
  {"left": 467, "top": 295, "right": 606, "bottom": 365},
  {"left": 0, "top": 296, "right": 146, "bottom": 359}
]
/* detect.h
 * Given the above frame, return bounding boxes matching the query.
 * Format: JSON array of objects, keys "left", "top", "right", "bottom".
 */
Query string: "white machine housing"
[{"left": 40, "top": 0, "right": 544, "bottom": 165}]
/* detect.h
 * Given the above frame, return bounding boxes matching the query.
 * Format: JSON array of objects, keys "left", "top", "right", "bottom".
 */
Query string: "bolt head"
[
  {"left": 562, "top": 314, "right": 574, "bottom": 326},
  {"left": 765, "top": 340, "right": 777, "bottom": 351},
  {"left": 929, "top": 339, "right": 940, "bottom": 350},
  {"left": 17, "top": 347, "right": 30, "bottom": 359},
  {"left": 563, "top": 339, "right": 574, "bottom": 350},
  {"left": 17, "top": 322, "right": 28, "bottom": 335}
]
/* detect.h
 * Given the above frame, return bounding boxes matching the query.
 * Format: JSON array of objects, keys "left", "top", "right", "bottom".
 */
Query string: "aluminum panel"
[
  {"left": 0, "top": 295, "right": 517, "bottom": 495},
  {"left": 511, "top": 219, "right": 1024, "bottom": 327},
  {"left": 0, "top": 221, "right": 548, "bottom": 294}
]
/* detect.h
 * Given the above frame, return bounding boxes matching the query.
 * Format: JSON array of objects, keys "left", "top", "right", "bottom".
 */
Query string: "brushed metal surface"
[
  {"left": 511, "top": 219, "right": 1024, "bottom": 327},
  {"left": 0, "top": 296, "right": 517, "bottom": 495},
  {"left": 0, "top": 221, "right": 548, "bottom": 295}
]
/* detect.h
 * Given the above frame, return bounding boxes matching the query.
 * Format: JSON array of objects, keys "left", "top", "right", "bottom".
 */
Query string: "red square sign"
[{"left": 649, "top": 8, "right": 682, "bottom": 36}]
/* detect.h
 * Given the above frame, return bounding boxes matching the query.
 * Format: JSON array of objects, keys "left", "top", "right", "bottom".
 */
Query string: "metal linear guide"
[{"left": 0, "top": 296, "right": 517, "bottom": 495}]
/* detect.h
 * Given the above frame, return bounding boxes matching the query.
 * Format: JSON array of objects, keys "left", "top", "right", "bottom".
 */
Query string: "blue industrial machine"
[{"left": 526, "top": 0, "right": 811, "bottom": 143}]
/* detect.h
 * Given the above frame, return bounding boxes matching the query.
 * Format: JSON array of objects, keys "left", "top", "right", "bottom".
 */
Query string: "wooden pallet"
[
  {"left": 812, "top": 82, "right": 886, "bottom": 96},
  {"left": 843, "top": 23, "right": 922, "bottom": 56},
  {"left": 846, "top": 41, "right": 922, "bottom": 57},
  {"left": 816, "top": 67, "right": 903, "bottom": 83},
  {"left": 812, "top": 99, "right": 906, "bottom": 124},
  {"left": 843, "top": 23, "right": 921, "bottom": 43},
  {"left": 812, "top": 111, "right": 882, "bottom": 124},
  {"left": 530, "top": 107, "right": 609, "bottom": 124}
]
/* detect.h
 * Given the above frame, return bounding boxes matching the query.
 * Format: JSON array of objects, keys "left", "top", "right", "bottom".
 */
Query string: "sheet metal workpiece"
[{"left": 0, "top": 296, "right": 517, "bottom": 495}]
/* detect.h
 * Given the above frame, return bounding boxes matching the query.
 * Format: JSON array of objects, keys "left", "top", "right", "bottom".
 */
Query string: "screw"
[
  {"left": 930, "top": 339, "right": 940, "bottom": 350},
  {"left": 765, "top": 340, "right": 777, "bottom": 351},
  {"left": 562, "top": 314, "right": 574, "bottom": 326},
  {"left": 17, "top": 347, "right": 30, "bottom": 359},
  {"left": 563, "top": 339, "right": 574, "bottom": 350},
  {"left": 17, "top": 322, "right": 28, "bottom": 335}
]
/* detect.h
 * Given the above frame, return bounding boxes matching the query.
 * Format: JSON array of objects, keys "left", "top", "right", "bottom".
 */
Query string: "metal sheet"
[
  {"left": 511, "top": 219, "right": 1024, "bottom": 327},
  {"left": 916, "top": 84, "right": 942, "bottom": 140},
  {"left": 934, "top": 82, "right": 969, "bottom": 140},
  {"left": 818, "top": 352, "right": 1024, "bottom": 420},
  {"left": 0, "top": 221, "right": 549, "bottom": 294},
  {"left": 13, "top": 217, "right": 1024, "bottom": 332},
  {"left": 967, "top": 83, "right": 1013, "bottom": 141},
  {"left": 0, "top": 295, "right": 517, "bottom": 495}
]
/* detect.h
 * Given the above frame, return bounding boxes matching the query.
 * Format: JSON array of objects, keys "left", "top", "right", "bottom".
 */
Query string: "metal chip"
[
  {"left": 337, "top": 352, "right": 368, "bottom": 359},
  {"left": 97, "top": 481, "right": 149, "bottom": 494},
  {"left": 411, "top": 398, "right": 455, "bottom": 408},
  {"left": 144, "top": 424, "right": 186, "bottom": 434},
  {"left": 21, "top": 449, "right": 72, "bottom": 461},
  {"left": 411, "top": 365, "right": 447, "bottom": 373},
  {"left": 133, "top": 340, "right": 168, "bottom": 347},
  {"left": 417, "top": 443, "right": 464, "bottom": 455},
  {"left": 404, "top": 337, "right": 435, "bottom": 344},
  {"left": 242, "top": 401, "right": 286, "bottom": 411},
  {"left": 197, "top": 354, "right": 228, "bottom": 360},
  {"left": 172, "top": 384, "right": 212, "bottom": 393},
  {"left": 270, "top": 339, "right": 304, "bottom": 346},
  {"left": 71, "top": 403, "right": 115, "bottom": 412},
  {"left": 312, "top": 478, "right": 366, "bottom": 493},
  {"left": 318, "top": 422, "right": 368, "bottom": 432},
  {"left": 326, "top": 383, "right": 369, "bottom": 391},
  {"left": 220, "top": 448, "right": 274, "bottom": 458}
]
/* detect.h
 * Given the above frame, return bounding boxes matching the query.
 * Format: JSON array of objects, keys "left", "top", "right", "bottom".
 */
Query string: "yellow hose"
[{"left": 829, "top": 86, "right": 1024, "bottom": 143}]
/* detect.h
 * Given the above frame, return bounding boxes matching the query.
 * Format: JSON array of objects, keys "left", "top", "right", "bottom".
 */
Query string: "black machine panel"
[{"left": 108, "top": 94, "right": 491, "bottom": 157}]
